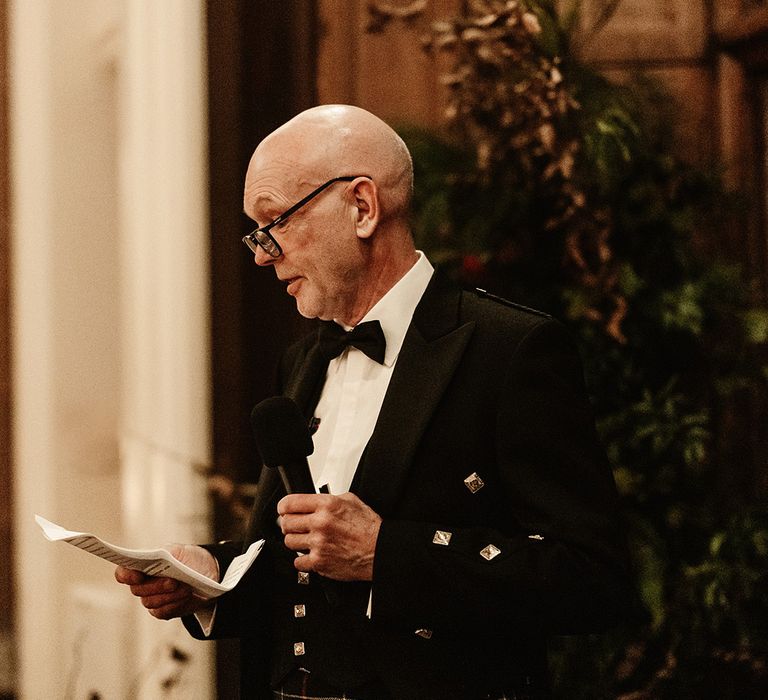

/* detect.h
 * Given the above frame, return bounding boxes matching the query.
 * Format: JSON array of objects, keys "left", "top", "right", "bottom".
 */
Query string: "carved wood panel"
[
  {"left": 575, "top": 0, "right": 708, "bottom": 64},
  {"left": 316, "top": 0, "right": 462, "bottom": 129}
]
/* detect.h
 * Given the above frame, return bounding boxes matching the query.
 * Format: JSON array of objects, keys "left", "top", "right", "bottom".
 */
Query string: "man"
[{"left": 116, "top": 105, "right": 631, "bottom": 699}]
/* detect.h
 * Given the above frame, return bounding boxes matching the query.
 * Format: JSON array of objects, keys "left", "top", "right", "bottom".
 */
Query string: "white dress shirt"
[{"left": 309, "top": 252, "right": 434, "bottom": 494}]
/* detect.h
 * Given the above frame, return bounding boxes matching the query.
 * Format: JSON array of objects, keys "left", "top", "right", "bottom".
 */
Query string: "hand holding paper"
[
  {"left": 115, "top": 543, "right": 222, "bottom": 621},
  {"left": 35, "top": 514, "right": 263, "bottom": 599}
]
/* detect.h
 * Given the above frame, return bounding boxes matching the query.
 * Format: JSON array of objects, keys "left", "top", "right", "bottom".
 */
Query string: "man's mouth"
[{"left": 284, "top": 277, "right": 301, "bottom": 294}]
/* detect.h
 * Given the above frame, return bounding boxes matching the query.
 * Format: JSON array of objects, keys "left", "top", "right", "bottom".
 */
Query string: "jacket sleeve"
[
  {"left": 182, "top": 338, "right": 311, "bottom": 640},
  {"left": 370, "top": 319, "right": 633, "bottom": 636},
  {"left": 182, "top": 540, "right": 277, "bottom": 640}
]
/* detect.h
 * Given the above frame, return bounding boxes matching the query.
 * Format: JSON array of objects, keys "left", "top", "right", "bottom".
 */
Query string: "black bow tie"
[{"left": 318, "top": 319, "right": 386, "bottom": 364}]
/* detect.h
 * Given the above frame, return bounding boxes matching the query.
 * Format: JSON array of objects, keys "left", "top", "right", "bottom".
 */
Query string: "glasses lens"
[
  {"left": 243, "top": 231, "right": 281, "bottom": 258},
  {"left": 242, "top": 235, "right": 259, "bottom": 254}
]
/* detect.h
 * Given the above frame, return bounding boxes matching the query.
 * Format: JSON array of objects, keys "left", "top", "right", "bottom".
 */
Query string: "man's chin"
[
  {"left": 294, "top": 294, "right": 321, "bottom": 320},
  {"left": 292, "top": 288, "right": 337, "bottom": 321},
  {"left": 296, "top": 307, "right": 318, "bottom": 320}
]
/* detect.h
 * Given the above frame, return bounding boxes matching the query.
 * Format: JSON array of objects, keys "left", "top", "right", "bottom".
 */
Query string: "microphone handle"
[
  {"left": 276, "top": 458, "right": 317, "bottom": 494},
  {"left": 241, "top": 458, "right": 315, "bottom": 552},
  {"left": 274, "top": 460, "right": 340, "bottom": 607}
]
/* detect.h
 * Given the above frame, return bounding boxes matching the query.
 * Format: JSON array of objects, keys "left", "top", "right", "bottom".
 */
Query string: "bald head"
[
  {"left": 246, "top": 105, "right": 413, "bottom": 222},
  {"left": 243, "top": 106, "right": 419, "bottom": 325}
]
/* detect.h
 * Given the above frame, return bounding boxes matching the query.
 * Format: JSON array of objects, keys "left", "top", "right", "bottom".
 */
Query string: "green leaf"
[
  {"left": 753, "top": 530, "right": 768, "bottom": 557},
  {"left": 710, "top": 532, "right": 726, "bottom": 557},
  {"left": 618, "top": 263, "right": 644, "bottom": 297},
  {"left": 743, "top": 308, "right": 768, "bottom": 344}
]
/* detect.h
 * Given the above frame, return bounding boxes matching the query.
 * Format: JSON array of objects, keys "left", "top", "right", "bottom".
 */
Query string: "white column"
[
  {"left": 10, "top": 0, "right": 213, "bottom": 697},
  {"left": 10, "top": 1, "right": 129, "bottom": 696},
  {"left": 9, "top": 2, "right": 59, "bottom": 696},
  {"left": 118, "top": 1, "right": 213, "bottom": 697}
]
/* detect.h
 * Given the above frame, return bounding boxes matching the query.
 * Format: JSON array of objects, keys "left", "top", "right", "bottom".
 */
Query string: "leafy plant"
[{"left": 368, "top": 0, "right": 768, "bottom": 696}]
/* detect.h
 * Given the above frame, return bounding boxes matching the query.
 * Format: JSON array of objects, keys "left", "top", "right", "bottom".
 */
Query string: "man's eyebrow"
[
  {"left": 243, "top": 191, "right": 279, "bottom": 214},
  {"left": 247, "top": 190, "right": 285, "bottom": 209}
]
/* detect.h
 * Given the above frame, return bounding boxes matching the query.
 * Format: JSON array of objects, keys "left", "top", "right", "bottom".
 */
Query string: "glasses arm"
[{"left": 268, "top": 176, "right": 365, "bottom": 229}]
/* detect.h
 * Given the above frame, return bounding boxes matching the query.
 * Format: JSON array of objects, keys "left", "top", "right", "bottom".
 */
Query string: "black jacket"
[{"left": 186, "top": 273, "right": 632, "bottom": 699}]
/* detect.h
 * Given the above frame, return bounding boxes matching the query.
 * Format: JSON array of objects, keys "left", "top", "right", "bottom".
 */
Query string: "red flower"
[{"left": 462, "top": 254, "right": 486, "bottom": 277}]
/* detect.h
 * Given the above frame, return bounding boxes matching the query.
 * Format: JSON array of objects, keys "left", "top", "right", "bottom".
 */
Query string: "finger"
[
  {"left": 283, "top": 533, "right": 312, "bottom": 552},
  {"left": 146, "top": 592, "right": 214, "bottom": 620},
  {"left": 277, "top": 493, "right": 328, "bottom": 516},
  {"left": 293, "top": 553, "right": 315, "bottom": 573},
  {"left": 140, "top": 588, "right": 189, "bottom": 611},
  {"left": 279, "top": 514, "right": 313, "bottom": 534},
  {"left": 129, "top": 577, "right": 180, "bottom": 598},
  {"left": 148, "top": 605, "right": 179, "bottom": 620},
  {"left": 115, "top": 566, "right": 148, "bottom": 585},
  {"left": 147, "top": 600, "right": 191, "bottom": 620}
]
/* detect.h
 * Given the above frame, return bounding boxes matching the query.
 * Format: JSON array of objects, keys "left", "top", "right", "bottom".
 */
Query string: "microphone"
[
  {"left": 250, "top": 396, "right": 317, "bottom": 494},
  {"left": 249, "top": 396, "right": 340, "bottom": 607}
]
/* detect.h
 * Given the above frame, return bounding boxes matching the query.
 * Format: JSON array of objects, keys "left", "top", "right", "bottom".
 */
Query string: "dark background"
[{"left": 206, "top": 1, "right": 318, "bottom": 691}]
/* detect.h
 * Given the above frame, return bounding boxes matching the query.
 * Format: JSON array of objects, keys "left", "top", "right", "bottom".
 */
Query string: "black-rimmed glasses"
[{"left": 242, "top": 175, "right": 372, "bottom": 258}]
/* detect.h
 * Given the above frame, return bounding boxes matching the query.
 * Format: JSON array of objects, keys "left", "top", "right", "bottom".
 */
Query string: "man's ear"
[{"left": 351, "top": 178, "right": 380, "bottom": 239}]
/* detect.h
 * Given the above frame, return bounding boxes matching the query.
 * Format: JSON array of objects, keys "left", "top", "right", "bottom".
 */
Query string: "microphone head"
[{"left": 250, "top": 396, "right": 314, "bottom": 467}]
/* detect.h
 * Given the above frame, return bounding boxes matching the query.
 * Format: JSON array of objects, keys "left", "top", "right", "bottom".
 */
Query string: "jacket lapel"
[
  {"left": 282, "top": 338, "right": 328, "bottom": 419},
  {"left": 245, "top": 336, "right": 327, "bottom": 544},
  {"left": 354, "top": 274, "right": 475, "bottom": 515}
]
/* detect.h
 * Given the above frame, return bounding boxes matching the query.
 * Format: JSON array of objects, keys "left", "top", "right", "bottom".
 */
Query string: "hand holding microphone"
[{"left": 250, "top": 396, "right": 381, "bottom": 582}]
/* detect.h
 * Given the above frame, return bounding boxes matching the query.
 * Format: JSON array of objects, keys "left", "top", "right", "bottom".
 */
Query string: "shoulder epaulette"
[{"left": 474, "top": 288, "right": 552, "bottom": 319}]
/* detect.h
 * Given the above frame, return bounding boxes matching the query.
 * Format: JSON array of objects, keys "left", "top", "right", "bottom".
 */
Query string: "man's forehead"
[
  {"left": 243, "top": 165, "right": 314, "bottom": 218},
  {"left": 246, "top": 142, "right": 313, "bottom": 182},
  {"left": 243, "top": 128, "right": 333, "bottom": 215}
]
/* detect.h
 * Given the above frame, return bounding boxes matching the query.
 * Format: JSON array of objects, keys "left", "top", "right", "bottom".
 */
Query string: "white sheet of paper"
[{"left": 35, "top": 514, "right": 263, "bottom": 599}]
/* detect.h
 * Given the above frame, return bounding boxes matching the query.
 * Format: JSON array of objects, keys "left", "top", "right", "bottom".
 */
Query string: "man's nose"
[{"left": 253, "top": 246, "right": 278, "bottom": 266}]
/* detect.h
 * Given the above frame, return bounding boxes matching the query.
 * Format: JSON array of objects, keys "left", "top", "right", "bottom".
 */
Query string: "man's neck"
[{"left": 338, "top": 249, "right": 420, "bottom": 327}]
